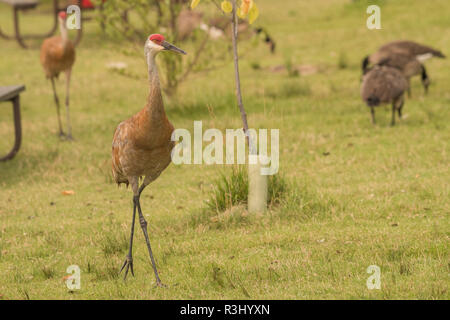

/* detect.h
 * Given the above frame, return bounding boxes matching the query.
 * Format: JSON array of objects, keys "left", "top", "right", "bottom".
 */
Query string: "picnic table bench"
[{"left": 0, "top": 85, "right": 25, "bottom": 161}]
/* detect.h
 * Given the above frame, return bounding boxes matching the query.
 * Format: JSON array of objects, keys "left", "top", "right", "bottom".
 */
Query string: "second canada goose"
[
  {"left": 362, "top": 40, "right": 445, "bottom": 95},
  {"left": 361, "top": 65, "right": 409, "bottom": 126}
]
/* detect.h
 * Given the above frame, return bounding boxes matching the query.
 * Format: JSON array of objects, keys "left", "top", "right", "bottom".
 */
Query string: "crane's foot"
[
  {"left": 58, "top": 131, "right": 66, "bottom": 138},
  {"left": 120, "top": 255, "right": 134, "bottom": 280},
  {"left": 59, "top": 133, "right": 74, "bottom": 141},
  {"left": 155, "top": 280, "right": 167, "bottom": 288}
]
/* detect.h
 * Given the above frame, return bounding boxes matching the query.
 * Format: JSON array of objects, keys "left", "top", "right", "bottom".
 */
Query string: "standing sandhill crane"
[
  {"left": 40, "top": 11, "right": 75, "bottom": 139},
  {"left": 112, "top": 34, "right": 186, "bottom": 287},
  {"left": 361, "top": 65, "right": 408, "bottom": 126},
  {"left": 362, "top": 40, "right": 445, "bottom": 96}
]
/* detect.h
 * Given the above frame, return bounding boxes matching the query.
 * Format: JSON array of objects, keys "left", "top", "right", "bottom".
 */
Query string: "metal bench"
[{"left": 0, "top": 85, "right": 25, "bottom": 161}]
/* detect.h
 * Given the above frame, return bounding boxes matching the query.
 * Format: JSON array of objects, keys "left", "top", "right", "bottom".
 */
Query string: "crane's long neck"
[
  {"left": 59, "top": 19, "right": 69, "bottom": 46},
  {"left": 145, "top": 52, "right": 165, "bottom": 123}
]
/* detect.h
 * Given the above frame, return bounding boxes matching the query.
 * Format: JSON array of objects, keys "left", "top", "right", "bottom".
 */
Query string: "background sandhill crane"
[
  {"left": 40, "top": 11, "right": 76, "bottom": 139},
  {"left": 362, "top": 40, "right": 445, "bottom": 96},
  {"left": 361, "top": 65, "right": 408, "bottom": 126},
  {"left": 112, "top": 34, "right": 186, "bottom": 287}
]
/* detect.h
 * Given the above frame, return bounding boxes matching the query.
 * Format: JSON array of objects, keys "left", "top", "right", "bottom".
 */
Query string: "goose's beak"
[{"left": 162, "top": 41, "right": 187, "bottom": 55}]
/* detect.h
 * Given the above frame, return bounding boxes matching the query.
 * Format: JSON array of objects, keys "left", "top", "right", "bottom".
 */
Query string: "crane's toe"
[
  {"left": 120, "top": 255, "right": 134, "bottom": 280},
  {"left": 155, "top": 281, "right": 167, "bottom": 288}
]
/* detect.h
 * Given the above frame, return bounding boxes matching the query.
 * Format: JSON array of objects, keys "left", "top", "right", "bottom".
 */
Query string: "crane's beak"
[{"left": 162, "top": 41, "right": 187, "bottom": 55}]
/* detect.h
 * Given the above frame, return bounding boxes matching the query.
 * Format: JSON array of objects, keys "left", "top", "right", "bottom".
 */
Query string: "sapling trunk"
[{"left": 230, "top": 0, "right": 267, "bottom": 213}]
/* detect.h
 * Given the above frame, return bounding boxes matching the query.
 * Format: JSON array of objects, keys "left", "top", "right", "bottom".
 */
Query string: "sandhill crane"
[
  {"left": 112, "top": 34, "right": 186, "bottom": 287},
  {"left": 362, "top": 40, "right": 445, "bottom": 96},
  {"left": 40, "top": 11, "right": 76, "bottom": 139},
  {"left": 361, "top": 65, "right": 408, "bottom": 126}
]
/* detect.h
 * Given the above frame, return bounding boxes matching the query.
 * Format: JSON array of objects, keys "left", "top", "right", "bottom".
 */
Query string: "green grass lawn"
[{"left": 0, "top": 0, "right": 449, "bottom": 299}]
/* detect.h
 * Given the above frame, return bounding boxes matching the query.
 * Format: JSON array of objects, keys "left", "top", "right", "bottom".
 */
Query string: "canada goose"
[
  {"left": 175, "top": 9, "right": 276, "bottom": 53},
  {"left": 361, "top": 65, "right": 409, "bottom": 126},
  {"left": 208, "top": 16, "right": 276, "bottom": 53},
  {"left": 177, "top": 10, "right": 204, "bottom": 41},
  {"left": 362, "top": 41, "right": 445, "bottom": 95}
]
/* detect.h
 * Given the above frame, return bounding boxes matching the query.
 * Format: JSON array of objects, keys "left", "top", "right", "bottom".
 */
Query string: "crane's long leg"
[
  {"left": 120, "top": 199, "right": 136, "bottom": 280},
  {"left": 65, "top": 69, "right": 73, "bottom": 140},
  {"left": 51, "top": 78, "right": 65, "bottom": 137},
  {"left": 135, "top": 193, "right": 164, "bottom": 287}
]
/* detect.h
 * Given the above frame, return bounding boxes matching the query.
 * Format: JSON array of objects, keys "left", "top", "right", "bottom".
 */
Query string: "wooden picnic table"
[
  {"left": 0, "top": 85, "right": 25, "bottom": 161},
  {"left": 0, "top": 0, "right": 83, "bottom": 49}
]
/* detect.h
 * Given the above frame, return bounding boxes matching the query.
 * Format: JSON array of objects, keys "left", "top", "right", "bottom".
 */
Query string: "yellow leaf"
[
  {"left": 248, "top": 3, "right": 259, "bottom": 24},
  {"left": 237, "top": 7, "right": 246, "bottom": 19},
  {"left": 221, "top": 0, "right": 232, "bottom": 13},
  {"left": 240, "top": 0, "right": 253, "bottom": 15},
  {"left": 191, "top": 0, "right": 201, "bottom": 9}
]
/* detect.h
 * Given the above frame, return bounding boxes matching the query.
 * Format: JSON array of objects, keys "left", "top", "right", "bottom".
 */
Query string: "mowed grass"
[{"left": 0, "top": 0, "right": 449, "bottom": 299}]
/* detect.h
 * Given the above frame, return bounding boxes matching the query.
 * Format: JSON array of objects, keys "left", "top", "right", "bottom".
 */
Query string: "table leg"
[
  {"left": 13, "top": 7, "right": 29, "bottom": 49},
  {"left": 8, "top": 0, "right": 60, "bottom": 48},
  {"left": 0, "top": 96, "right": 22, "bottom": 162}
]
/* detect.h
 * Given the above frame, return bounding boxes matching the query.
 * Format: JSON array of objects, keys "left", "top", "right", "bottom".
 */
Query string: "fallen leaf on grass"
[{"left": 62, "top": 190, "right": 75, "bottom": 196}]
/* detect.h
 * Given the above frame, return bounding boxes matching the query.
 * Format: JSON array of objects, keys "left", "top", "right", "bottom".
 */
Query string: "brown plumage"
[
  {"left": 208, "top": 16, "right": 276, "bottom": 53},
  {"left": 361, "top": 65, "right": 408, "bottom": 126},
  {"left": 362, "top": 40, "right": 445, "bottom": 95},
  {"left": 377, "top": 40, "right": 445, "bottom": 58},
  {"left": 175, "top": 10, "right": 276, "bottom": 53},
  {"left": 177, "top": 9, "right": 203, "bottom": 41},
  {"left": 112, "top": 34, "right": 186, "bottom": 287},
  {"left": 40, "top": 11, "right": 75, "bottom": 139}
]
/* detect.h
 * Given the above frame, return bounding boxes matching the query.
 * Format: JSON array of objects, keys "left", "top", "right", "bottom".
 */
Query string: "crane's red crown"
[
  {"left": 58, "top": 11, "right": 67, "bottom": 19},
  {"left": 149, "top": 34, "right": 165, "bottom": 44}
]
